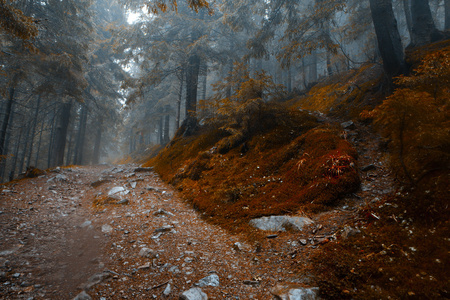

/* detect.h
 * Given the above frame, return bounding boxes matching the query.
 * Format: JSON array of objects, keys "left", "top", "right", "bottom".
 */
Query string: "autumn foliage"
[
  {"left": 367, "top": 44, "right": 450, "bottom": 196},
  {"left": 312, "top": 42, "right": 450, "bottom": 299},
  {"left": 145, "top": 71, "right": 359, "bottom": 233}
]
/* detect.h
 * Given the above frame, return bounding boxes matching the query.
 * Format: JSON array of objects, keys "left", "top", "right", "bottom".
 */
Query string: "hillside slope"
[{"left": 144, "top": 41, "right": 449, "bottom": 299}]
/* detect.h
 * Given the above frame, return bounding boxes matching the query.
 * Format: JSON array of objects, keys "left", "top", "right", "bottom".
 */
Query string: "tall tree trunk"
[
  {"left": 158, "top": 118, "right": 164, "bottom": 144},
  {"left": 67, "top": 127, "right": 75, "bottom": 165},
  {"left": 74, "top": 104, "right": 88, "bottom": 165},
  {"left": 0, "top": 102, "right": 15, "bottom": 182},
  {"left": 18, "top": 122, "right": 32, "bottom": 174},
  {"left": 185, "top": 54, "right": 201, "bottom": 116},
  {"left": 201, "top": 62, "right": 207, "bottom": 100},
  {"left": 176, "top": 69, "right": 184, "bottom": 129},
  {"left": 410, "top": 0, "right": 441, "bottom": 46},
  {"left": 26, "top": 95, "right": 41, "bottom": 168},
  {"left": 9, "top": 125, "right": 23, "bottom": 181},
  {"left": 34, "top": 119, "right": 44, "bottom": 168},
  {"left": 92, "top": 118, "right": 102, "bottom": 165},
  {"left": 47, "top": 107, "right": 57, "bottom": 169},
  {"left": 369, "top": 0, "right": 406, "bottom": 79},
  {"left": 403, "top": 0, "right": 413, "bottom": 39},
  {"left": 446, "top": 0, "right": 450, "bottom": 30},
  {"left": 163, "top": 106, "right": 170, "bottom": 145},
  {"left": 308, "top": 53, "right": 318, "bottom": 84},
  {"left": 52, "top": 101, "right": 72, "bottom": 167},
  {"left": 226, "top": 60, "right": 233, "bottom": 98},
  {"left": 0, "top": 86, "right": 15, "bottom": 159},
  {"left": 287, "top": 67, "right": 292, "bottom": 92}
]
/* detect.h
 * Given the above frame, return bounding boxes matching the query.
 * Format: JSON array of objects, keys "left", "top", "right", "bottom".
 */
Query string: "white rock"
[
  {"left": 108, "top": 187, "right": 129, "bottom": 196},
  {"left": 101, "top": 224, "right": 113, "bottom": 233},
  {"left": 163, "top": 283, "right": 172, "bottom": 296},
  {"left": 196, "top": 274, "right": 219, "bottom": 287},
  {"left": 138, "top": 248, "right": 157, "bottom": 258},
  {"left": 180, "top": 287, "right": 208, "bottom": 300},
  {"left": 73, "top": 291, "right": 92, "bottom": 300},
  {"left": 271, "top": 284, "right": 319, "bottom": 300},
  {"left": 249, "top": 216, "right": 314, "bottom": 231}
]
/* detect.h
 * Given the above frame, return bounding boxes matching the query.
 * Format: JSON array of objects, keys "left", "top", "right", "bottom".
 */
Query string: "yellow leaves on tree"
[
  {"left": 370, "top": 47, "right": 450, "bottom": 184},
  {"left": 0, "top": 0, "right": 38, "bottom": 40},
  {"left": 198, "top": 63, "right": 286, "bottom": 153}
]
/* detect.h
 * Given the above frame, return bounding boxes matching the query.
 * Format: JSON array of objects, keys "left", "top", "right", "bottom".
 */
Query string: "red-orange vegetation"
[
  {"left": 312, "top": 192, "right": 449, "bottom": 299},
  {"left": 313, "top": 42, "right": 450, "bottom": 299},
  {"left": 146, "top": 102, "right": 359, "bottom": 233},
  {"left": 290, "top": 63, "right": 384, "bottom": 119}
]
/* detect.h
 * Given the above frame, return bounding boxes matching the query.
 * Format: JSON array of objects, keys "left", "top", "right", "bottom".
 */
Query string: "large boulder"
[
  {"left": 249, "top": 216, "right": 313, "bottom": 232},
  {"left": 271, "top": 283, "right": 319, "bottom": 300}
]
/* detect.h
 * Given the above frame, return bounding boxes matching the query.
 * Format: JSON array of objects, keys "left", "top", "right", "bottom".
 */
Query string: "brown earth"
[{"left": 0, "top": 122, "right": 395, "bottom": 300}]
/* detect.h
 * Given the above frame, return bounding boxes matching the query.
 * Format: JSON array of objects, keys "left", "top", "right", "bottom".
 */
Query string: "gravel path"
[{"left": 0, "top": 165, "right": 318, "bottom": 299}]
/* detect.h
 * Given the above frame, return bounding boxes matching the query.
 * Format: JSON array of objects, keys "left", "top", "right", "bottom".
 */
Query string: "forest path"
[{"left": 0, "top": 164, "right": 318, "bottom": 299}]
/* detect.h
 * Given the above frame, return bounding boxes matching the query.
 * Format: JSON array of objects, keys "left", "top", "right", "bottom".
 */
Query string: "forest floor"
[{"left": 0, "top": 120, "right": 398, "bottom": 300}]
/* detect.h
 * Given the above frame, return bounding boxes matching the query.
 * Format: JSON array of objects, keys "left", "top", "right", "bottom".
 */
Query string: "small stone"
[
  {"left": 154, "top": 225, "right": 173, "bottom": 233},
  {"left": 163, "top": 283, "right": 172, "bottom": 296},
  {"left": 138, "top": 262, "right": 151, "bottom": 270},
  {"left": 341, "top": 226, "right": 361, "bottom": 239},
  {"left": 233, "top": 242, "right": 244, "bottom": 252},
  {"left": 90, "top": 179, "right": 111, "bottom": 188},
  {"left": 108, "top": 187, "right": 128, "bottom": 196},
  {"left": 196, "top": 274, "right": 220, "bottom": 287},
  {"left": 153, "top": 209, "right": 174, "bottom": 217},
  {"left": 243, "top": 280, "right": 260, "bottom": 286},
  {"left": 130, "top": 182, "right": 137, "bottom": 189},
  {"left": 73, "top": 291, "right": 92, "bottom": 300},
  {"left": 117, "top": 199, "right": 129, "bottom": 205},
  {"left": 180, "top": 287, "right": 208, "bottom": 300},
  {"left": 138, "top": 248, "right": 158, "bottom": 258},
  {"left": 101, "top": 224, "right": 113, "bottom": 233},
  {"left": 341, "top": 120, "right": 356, "bottom": 130},
  {"left": 80, "top": 220, "right": 92, "bottom": 228},
  {"left": 361, "top": 164, "right": 377, "bottom": 172},
  {"left": 271, "top": 283, "right": 319, "bottom": 300}
]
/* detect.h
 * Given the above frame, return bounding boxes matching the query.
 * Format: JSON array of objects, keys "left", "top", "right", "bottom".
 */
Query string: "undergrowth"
[
  {"left": 145, "top": 101, "right": 359, "bottom": 233},
  {"left": 311, "top": 40, "right": 450, "bottom": 299}
]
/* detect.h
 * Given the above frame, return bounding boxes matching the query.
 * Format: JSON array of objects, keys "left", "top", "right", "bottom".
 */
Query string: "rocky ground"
[{"left": 0, "top": 122, "right": 395, "bottom": 300}]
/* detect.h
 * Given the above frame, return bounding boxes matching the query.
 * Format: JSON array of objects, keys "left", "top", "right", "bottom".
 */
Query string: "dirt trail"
[
  {"left": 0, "top": 122, "right": 395, "bottom": 300},
  {"left": 0, "top": 165, "right": 318, "bottom": 299}
]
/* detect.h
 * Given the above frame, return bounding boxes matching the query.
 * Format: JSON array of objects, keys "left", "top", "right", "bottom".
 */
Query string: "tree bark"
[
  {"left": 402, "top": 0, "right": 413, "bottom": 39},
  {"left": 26, "top": 95, "right": 41, "bottom": 168},
  {"left": 18, "top": 121, "right": 32, "bottom": 174},
  {"left": 308, "top": 53, "right": 318, "bottom": 84},
  {"left": 92, "top": 118, "right": 102, "bottom": 165},
  {"left": 185, "top": 53, "right": 201, "bottom": 116},
  {"left": 163, "top": 105, "right": 170, "bottom": 145},
  {"left": 369, "top": 0, "right": 406, "bottom": 79},
  {"left": 158, "top": 117, "right": 164, "bottom": 144},
  {"left": 410, "top": 0, "right": 441, "bottom": 46},
  {"left": 446, "top": 0, "right": 450, "bottom": 30},
  {"left": 52, "top": 100, "right": 72, "bottom": 167},
  {"left": 34, "top": 118, "right": 44, "bottom": 168},
  {"left": 0, "top": 86, "right": 15, "bottom": 159},
  {"left": 74, "top": 104, "right": 88, "bottom": 165},
  {"left": 0, "top": 101, "right": 15, "bottom": 182},
  {"left": 176, "top": 69, "right": 184, "bottom": 129},
  {"left": 9, "top": 125, "right": 23, "bottom": 181},
  {"left": 47, "top": 107, "right": 57, "bottom": 168}
]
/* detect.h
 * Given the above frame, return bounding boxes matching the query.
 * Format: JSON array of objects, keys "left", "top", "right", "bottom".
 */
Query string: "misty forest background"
[{"left": 0, "top": 0, "right": 448, "bottom": 183}]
